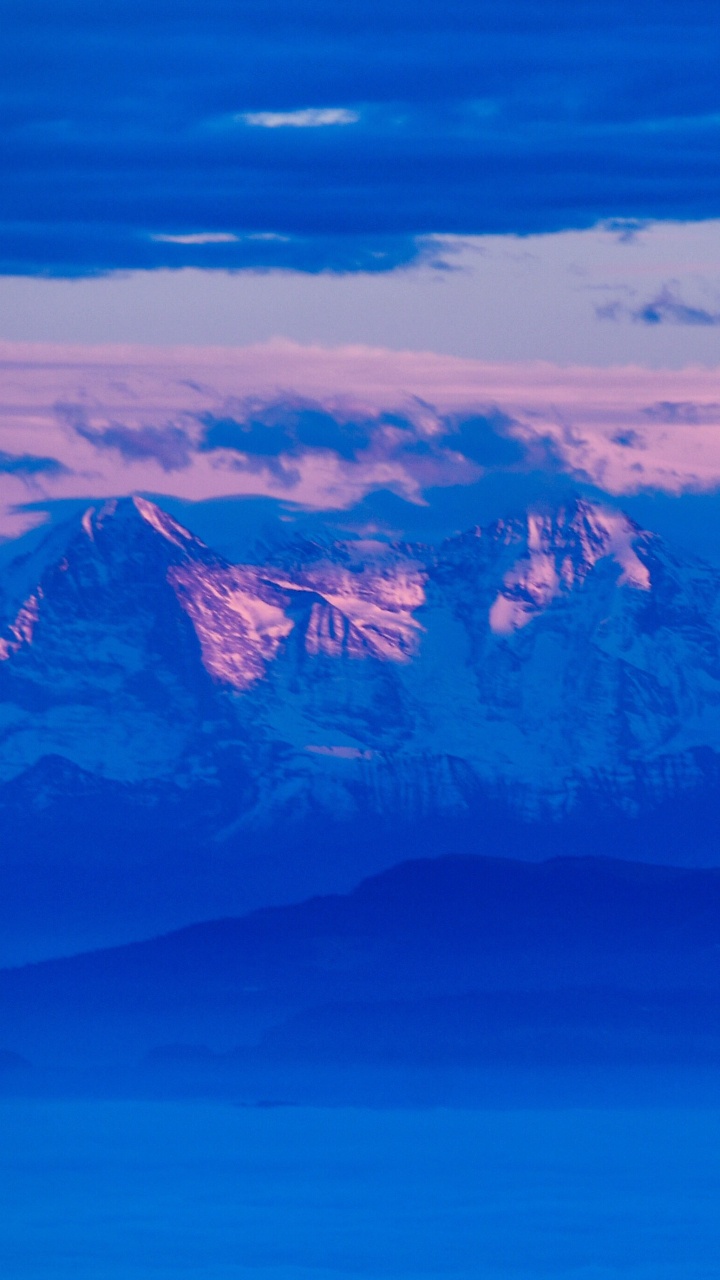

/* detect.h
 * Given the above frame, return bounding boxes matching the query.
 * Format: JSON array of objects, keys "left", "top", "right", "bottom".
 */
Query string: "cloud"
[
  {"left": 598, "top": 285, "right": 720, "bottom": 326},
  {"left": 200, "top": 402, "right": 384, "bottom": 462},
  {"left": 0, "top": 451, "right": 67, "bottom": 479},
  {"left": 56, "top": 404, "right": 195, "bottom": 472},
  {"left": 196, "top": 399, "right": 502, "bottom": 501},
  {"left": 240, "top": 108, "right": 359, "bottom": 128},
  {"left": 443, "top": 413, "right": 525, "bottom": 466},
  {"left": 1, "top": 342, "right": 720, "bottom": 537},
  {"left": 2, "top": 1, "right": 720, "bottom": 274},
  {"left": 0, "top": 225, "right": 432, "bottom": 276},
  {"left": 151, "top": 232, "right": 240, "bottom": 245},
  {"left": 633, "top": 287, "right": 720, "bottom": 326}
]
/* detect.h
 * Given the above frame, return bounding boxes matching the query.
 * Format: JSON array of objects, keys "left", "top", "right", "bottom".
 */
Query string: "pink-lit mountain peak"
[
  {"left": 0, "top": 497, "right": 289, "bottom": 689},
  {"left": 0, "top": 495, "right": 425, "bottom": 688},
  {"left": 479, "top": 498, "right": 649, "bottom": 573},
  {"left": 2, "top": 492, "right": 720, "bottom": 813},
  {"left": 0, "top": 493, "right": 659, "bottom": 679},
  {"left": 0, "top": 497, "right": 214, "bottom": 670}
]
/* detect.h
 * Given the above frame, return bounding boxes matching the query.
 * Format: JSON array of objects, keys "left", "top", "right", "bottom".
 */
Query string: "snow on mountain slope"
[
  {"left": 169, "top": 563, "right": 293, "bottom": 689},
  {"left": 415, "top": 502, "right": 720, "bottom": 801},
  {"left": 1, "top": 494, "right": 720, "bottom": 827},
  {"left": 487, "top": 505, "right": 650, "bottom": 634}
]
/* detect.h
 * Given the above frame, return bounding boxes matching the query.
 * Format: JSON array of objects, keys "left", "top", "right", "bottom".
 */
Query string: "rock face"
[{"left": 2, "top": 494, "right": 720, "bottom": 956}]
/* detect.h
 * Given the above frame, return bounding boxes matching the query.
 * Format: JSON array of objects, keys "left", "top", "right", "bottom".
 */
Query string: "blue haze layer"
[{"left": 2, "top": 1102, "right": 720, "bottom": 1279}]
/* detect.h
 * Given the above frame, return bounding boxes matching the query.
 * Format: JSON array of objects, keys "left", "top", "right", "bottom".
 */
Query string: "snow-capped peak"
[
  {"left": 488, "top": 499, "right": 651, "bottom": 635},
  {"left": 79, "top": 496, "right": 198, "bottom": 551},
  {"left": 131, "top": 497, "right": 198, "bottom": 549}
]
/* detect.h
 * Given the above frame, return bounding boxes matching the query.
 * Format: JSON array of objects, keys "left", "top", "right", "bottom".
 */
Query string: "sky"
[{"left": 1, "top": 0, "right": 719, "bottom": 560}]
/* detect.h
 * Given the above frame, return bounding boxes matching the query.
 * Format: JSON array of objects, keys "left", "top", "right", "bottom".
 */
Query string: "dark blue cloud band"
[{"left": 1, "top": 0, "right": 719, "bottom": 274}]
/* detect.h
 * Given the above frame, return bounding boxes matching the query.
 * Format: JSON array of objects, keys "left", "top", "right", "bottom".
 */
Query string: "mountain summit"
[{"left": 1, "top": 494, "right": 720, "bottom": 956}]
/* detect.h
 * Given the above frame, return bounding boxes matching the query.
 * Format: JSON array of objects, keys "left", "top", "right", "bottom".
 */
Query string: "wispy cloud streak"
[{"left": 240, "top": 108, "right": 359, "bottom": 128}]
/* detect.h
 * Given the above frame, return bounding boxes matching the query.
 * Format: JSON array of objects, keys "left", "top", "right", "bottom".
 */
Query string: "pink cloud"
[{"left": 1, "top": 339, "right": 720, "bottom": 538}]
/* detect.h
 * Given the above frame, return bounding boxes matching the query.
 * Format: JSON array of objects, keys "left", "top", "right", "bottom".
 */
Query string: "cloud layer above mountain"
[
  {"left": 1, "top": 341, "right": 720, "bottom": 539},
  {"left": 2, "top": 0, "right": 720, "bottom": 274}
]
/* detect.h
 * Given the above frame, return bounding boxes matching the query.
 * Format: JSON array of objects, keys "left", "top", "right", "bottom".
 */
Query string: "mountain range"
[{"left": 2, "top": 493, "right": 720, "bottom": 958}]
